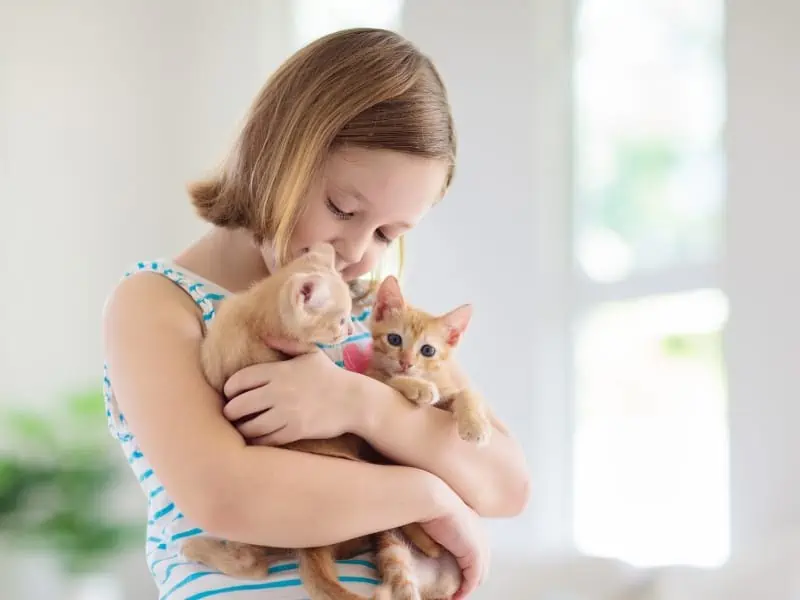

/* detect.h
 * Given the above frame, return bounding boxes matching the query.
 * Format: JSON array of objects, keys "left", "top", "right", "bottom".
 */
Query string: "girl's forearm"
[
  {"left": 205, "top": 445, "right": 454, "bottom": 549},
  {"left": 347, "top": 371, "right": 531, "bottom": 518}
]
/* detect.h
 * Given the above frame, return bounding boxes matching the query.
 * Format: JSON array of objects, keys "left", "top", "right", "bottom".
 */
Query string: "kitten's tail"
[{"left": 298, "top": 547, "right": 370, "bottom": 600}]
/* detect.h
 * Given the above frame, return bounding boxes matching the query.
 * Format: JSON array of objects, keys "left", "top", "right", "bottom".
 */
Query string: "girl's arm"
[
  {"left": 345, "top": 369, "right": 531, "bottom": 519},
  {"left": 103, "top": 274, "right": 453, "bottom": 548}
]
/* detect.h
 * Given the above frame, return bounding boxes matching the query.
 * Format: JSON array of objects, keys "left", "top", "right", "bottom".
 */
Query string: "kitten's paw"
[
  {"left": 401, "top": 524, "right": 442, "bottom": 558},
  {"left": 373, "top": 586, "right": 392, "bottom": 600},
  {"left": 457, "top": 413, "right": 492, "bottom": 447},
  {"left": 389, "top": 376, "right": 440, "bottom": 406},
  {"left": 374, "top": 583, "right": 421, "bottom": 600},
  {"left": 412, "top": 380, "right": 439, "bottom": 406},
  {"left": 392, "top": 582, "right": 422, "bottom": 600}
]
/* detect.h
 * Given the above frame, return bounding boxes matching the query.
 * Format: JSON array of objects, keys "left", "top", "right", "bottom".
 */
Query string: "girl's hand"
[
  {"left": 222, "top": 342, "right": 360, "bottom": 445},
  {"left": 420, "top": 497, "right": 490, "bottom": 599}
]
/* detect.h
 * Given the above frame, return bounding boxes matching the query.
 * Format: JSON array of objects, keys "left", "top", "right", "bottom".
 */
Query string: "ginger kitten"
[
  {"left": 367, "top": 275, "right": 492, "bottom": 447},
  {"left": 366, "top": 275, "right": 493, "bottom": 600},
  {"left": 182, "top": 242, "right": 378, "bottom": 600}
]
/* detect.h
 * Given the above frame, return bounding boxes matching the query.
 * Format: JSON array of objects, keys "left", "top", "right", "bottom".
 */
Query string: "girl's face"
[{"left": 264, "top": 147, "right": 449, "bottom": 282}]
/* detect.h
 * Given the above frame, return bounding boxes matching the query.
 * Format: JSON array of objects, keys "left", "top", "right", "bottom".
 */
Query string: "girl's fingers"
[
  {"left": 236, "top": 409, "right": 286, "bottom": 440},
  {"left": 222, "top": 386, "right": 274, "bottom": 421}
]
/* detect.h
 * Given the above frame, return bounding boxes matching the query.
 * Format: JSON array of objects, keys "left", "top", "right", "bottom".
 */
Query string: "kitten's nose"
[{"left": 346, "top": 321, "right": 354, "bottom": 336}]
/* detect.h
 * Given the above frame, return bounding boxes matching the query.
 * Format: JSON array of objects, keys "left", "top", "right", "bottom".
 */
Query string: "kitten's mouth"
[{"left": 395, "top": 364, "right": 414, "bottom": 376}]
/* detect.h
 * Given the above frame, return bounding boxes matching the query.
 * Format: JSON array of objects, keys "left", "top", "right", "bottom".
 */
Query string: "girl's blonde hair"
[{"left": 188, "top": 28, "right": 457, "bottom": 279}]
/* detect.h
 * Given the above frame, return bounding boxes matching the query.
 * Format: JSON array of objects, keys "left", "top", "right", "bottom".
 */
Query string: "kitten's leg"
[
  {"left": 374, "top": 530, "right": 422, "bottom": 600},
  {"left": 181, "top": 537, "right": 284, "bottom": 579},
  {"left": 387, "top": 375, "right": 440, "bottom": 406},
  {"left": 298, "top": 547, "right": 368, "bottom": 600},
  {"left": 400, "top": 524, "right": 442, "bottom": 559},
  {"left": 451, "top": 389, "right": 492, "bottom": 446},
  {"left": 333, "top": 535, "right": 374, "bottom": 560}
]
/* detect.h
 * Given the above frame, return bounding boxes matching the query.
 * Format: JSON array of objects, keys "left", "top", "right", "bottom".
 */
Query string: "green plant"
[{"left": 0, "top": 388, "right": 143, "bottom": 573}]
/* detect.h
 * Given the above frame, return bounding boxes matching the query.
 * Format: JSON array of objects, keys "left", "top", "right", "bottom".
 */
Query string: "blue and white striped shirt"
[{"left": 103, "top": 260, "right": 378, "bottom": 599}]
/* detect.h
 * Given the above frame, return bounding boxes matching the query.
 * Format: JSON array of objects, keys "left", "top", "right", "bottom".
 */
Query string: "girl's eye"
[
  {"left": 327, "top": 197, "right": 392, "bottom": 243},
  {"left": 327, "top": 198, "right": 354, "bottom": 220},
  {"left": 420, "top": 344, "right": 436, "bottom": 358},
  {"left": 387, "top": 333, "right": 403, "bottom": 347}
]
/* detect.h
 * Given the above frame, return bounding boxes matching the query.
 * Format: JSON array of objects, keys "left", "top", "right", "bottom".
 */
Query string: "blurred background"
[{"left": 1, "top": 0, "right": 797, "bottom": 598}]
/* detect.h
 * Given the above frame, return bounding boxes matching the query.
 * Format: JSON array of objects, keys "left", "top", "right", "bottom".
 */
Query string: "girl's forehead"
[{"left": 325, "top": 147, "right": 448, "bottom": 217}]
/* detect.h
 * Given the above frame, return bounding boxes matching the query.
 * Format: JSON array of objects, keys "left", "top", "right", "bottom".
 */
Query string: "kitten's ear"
[
  {"left": 440, "top": 304, "right": 473, "bottom": 346},
  {"left": 304, "top": 242, "right": 336, "bottom": 268},
  {"left": 287, "top": 272, "right": 331, "bottom": 312},
  {"left": 374, "top": 275, "right": 405, "bottom": 321}
]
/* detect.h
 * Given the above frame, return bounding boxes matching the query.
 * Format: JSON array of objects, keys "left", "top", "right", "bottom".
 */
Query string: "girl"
[{"left": 103, "top": 28, "right": 530, "bottom": 599}]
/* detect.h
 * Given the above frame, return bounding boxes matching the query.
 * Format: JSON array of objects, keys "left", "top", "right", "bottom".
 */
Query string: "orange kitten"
[
  {"left": 366, "top": 275, "right": 492, "bottom": 600},
  {"left": 181, "top": 242, "right": 377, "bottom": 600},
  {"left": 367, "top": 275, "right": 492, "bottom": 446},
  {"left": 201, "top": 242, "right": 352, "bottom": 390}
]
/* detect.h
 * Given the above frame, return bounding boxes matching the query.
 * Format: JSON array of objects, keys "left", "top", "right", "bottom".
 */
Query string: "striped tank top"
[{"left": 103, "top": 260, "right": 379, "bottom": 599}]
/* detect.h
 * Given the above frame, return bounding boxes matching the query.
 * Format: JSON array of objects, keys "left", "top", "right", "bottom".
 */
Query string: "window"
[{"left": 572, "top": 0, "right": 728, "bottom": 567}]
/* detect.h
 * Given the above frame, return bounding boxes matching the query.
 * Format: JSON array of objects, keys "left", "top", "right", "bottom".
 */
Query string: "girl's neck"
[{"left": 173, "top": 227, "right": 270, "bottom": 294}]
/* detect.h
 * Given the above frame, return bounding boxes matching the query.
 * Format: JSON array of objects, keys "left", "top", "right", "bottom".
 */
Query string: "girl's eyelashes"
[
  {"left": 326, "top": 198, "right": 354, "bottom": 220},
  {"left": 327, "top": 196, "right": 393, "bottom": 243}
]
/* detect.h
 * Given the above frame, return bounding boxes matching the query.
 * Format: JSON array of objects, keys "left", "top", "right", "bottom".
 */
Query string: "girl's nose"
[{"left": 335, "top": 232, "right": 372, "bottom": 268}]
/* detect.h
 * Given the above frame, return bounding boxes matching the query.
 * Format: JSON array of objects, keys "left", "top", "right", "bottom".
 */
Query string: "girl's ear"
[{"left": 374, "top": 275, "right": 405, "bottom": 321}]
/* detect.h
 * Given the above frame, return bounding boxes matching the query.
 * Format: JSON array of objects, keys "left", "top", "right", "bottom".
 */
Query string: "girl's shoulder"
[{"left": 107, "top": 259, "right": 227, "bottom": 323}]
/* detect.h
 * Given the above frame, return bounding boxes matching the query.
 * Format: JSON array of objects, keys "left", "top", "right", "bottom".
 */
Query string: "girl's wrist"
[
  {"left": 341, "top": 370, "right": 388, "bottom": 439},
  {"left": 403, "top": 465, "right": 460, "bottom": 522}
]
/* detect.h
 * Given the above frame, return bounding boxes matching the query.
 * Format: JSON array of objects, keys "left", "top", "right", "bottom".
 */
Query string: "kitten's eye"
[
  {"left": 339, "top": 317, "right": 346, "bottom": 326},
  {"left": 387, "top": 333, "right": 403, "bottom": 347},
  {"left": 420, "top": 344, "right": 436, "bottom": 358}
]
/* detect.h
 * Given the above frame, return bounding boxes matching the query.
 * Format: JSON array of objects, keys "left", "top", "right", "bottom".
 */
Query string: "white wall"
[
  {"left": 0, "top": 0, "right": 288, "bottom": 407},
  {"left": 0, "top": 1, "right": 291, "bottom": 598},
  {"left": 726, "top": 0, "right": 800, "bottom": 553}
]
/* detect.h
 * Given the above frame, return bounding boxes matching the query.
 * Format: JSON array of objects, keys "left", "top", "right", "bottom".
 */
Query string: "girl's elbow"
[
  {"left": 189, "top": 494, "right": 238, "bottom": 537},
  {"left": 506, "top": 471, "right": 532, "bottom": 516},
  {"left": 479, "top": 471, "right": 532, "bottom": 518},
  {"left": 170, "top": 471, "right": 244, "bottom": 537}
]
